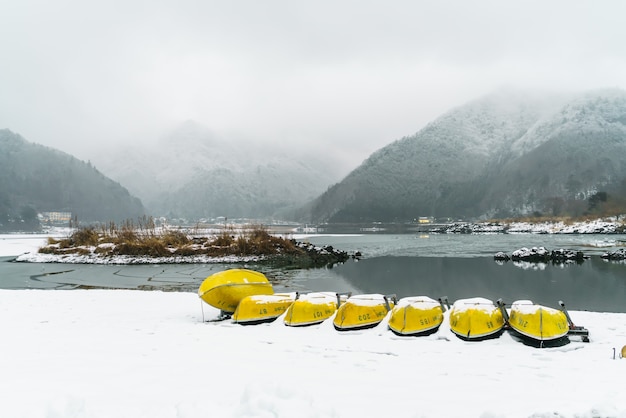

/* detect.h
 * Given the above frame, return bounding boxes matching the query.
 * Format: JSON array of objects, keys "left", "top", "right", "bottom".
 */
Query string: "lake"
[{"left": 2, "top": 233, "right": 625, "bottom": 313}]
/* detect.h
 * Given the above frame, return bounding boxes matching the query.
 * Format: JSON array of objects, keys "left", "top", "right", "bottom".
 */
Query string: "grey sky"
[{"left": 2, "top": 0, "right": 626, "bottom": 170}]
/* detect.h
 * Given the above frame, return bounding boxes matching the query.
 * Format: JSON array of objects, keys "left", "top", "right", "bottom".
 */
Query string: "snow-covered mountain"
[
  {"left": 91, "top": 121, "right": 345, "bottom": 220},
  {"left": 89, "top": 89, "right": 626, "bottom": 223},
  {"left": 306, "top": 88, "right": 626, "bottom": 222}
]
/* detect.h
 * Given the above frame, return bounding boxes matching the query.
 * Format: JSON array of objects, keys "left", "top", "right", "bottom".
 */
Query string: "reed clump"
[
  {"left": 45, "top": 226, "right": 101, "bottom": 249},
  {"left": 234, "top": 226, "right": 298, "bottom": 256}
]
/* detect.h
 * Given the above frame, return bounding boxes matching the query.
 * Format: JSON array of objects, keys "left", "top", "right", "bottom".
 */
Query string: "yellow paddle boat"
[
  {"left": 232, "top": 292, "right": 297, "bottom": 325},
  {"left": 283, "top": 292, "right": 350, "bottom": 327},
  {"left": 449, "top": 297, "right": 504, "bottom": 341},
  {"left": 506, "top": 300, "right": 570, "bottom": 347},
  {"left": 197, "top": 269, "right": 274, "bottom": 315},
  {"left": 333, "top": 293, "right": 396, "bottom": 331},
  {"left": 388, "top": 296, "right": 446, "bottom": 336}
]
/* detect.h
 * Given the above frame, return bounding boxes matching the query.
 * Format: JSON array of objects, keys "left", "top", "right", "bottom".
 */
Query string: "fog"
[{"left": 1, "top": 0, "right": 626, "bottom": 172}]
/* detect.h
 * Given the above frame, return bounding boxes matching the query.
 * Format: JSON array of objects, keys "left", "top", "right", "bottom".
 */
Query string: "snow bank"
[
  {"left": 15, "top": 251, "right": 263, "bottom": 264},
  {"left": 1, "top": 289, "right": 626, "bottom": 418},
  {"left": 436, "top": 218, "right": 626, "bottom": 234},
  {"left": 3, "top": 234, "right": 626, "bottom": 417}
]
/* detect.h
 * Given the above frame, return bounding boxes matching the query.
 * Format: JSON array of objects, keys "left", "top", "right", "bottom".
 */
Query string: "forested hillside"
[
  {"left": 0, "top": 129, "right": 144, "bottom": 231},
  {"left": 304, "top": 89, "right": 626, "bottom": 223}
]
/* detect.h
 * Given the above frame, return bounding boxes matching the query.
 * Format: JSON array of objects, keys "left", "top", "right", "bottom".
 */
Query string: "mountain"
[
  {"left": 304, "top": 88, "right": 626, "bottom": 223},
  {"left": 91, "top": 121, "right": 345, "bottom": 221},
  {"left": 0, "top": 129, "right": 145, "bottom": 230}
]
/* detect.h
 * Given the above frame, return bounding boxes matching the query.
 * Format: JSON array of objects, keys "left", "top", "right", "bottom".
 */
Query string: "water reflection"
[
  {"left": 2, "top": 241, "right": 626, "bottom": 314},
  {"left": 325, "top": 256, "right": 626, "bottom": 313},
  {"left": 300, "top": 233, "right": 626, "bottom": 258}
]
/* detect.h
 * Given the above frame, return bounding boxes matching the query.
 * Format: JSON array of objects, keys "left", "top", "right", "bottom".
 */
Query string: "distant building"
[{"left": 40, "top": 211, "right": 72, "bottom": 224}]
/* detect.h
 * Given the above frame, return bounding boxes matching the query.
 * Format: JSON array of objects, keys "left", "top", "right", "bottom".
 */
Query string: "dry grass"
[
  {"left": 46, "top": 226, "right": 101, "bottom": 248},
  {"left": 40, "top": 220, "right": 306, "bottom": 260}
]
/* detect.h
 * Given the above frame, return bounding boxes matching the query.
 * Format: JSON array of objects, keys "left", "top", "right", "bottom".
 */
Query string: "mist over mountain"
[
  {"left": 8, "top": 87, "right": 624, "bottom": 230},
  {"left": 304, "top": 88, "right": 626, "bottom": 223},
  {"left": 91, "top": 121, "right": 346, "bottom": 221},
  {"left": 0, "top": 129, "right": 144, "bottom": 230}
]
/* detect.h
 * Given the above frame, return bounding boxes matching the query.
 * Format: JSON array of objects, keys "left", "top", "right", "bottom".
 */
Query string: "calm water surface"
[{"left": 2, "top": 233, "right": 625, "bottom": 313}]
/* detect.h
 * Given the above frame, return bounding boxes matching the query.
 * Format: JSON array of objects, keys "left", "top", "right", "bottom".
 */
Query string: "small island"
[{"left": 26, "top": 222, "right": 352, "bottom": 268}]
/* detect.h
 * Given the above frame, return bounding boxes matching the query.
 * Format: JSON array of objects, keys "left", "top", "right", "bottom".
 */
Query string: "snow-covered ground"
[
  {"left": 438, "top": 218, "right": 625, "bottom": 234},
  {"left": 0, "top": 233, "right": 53, "bottom": 257},
  {"left": 1, "top": 235, "right": 626, "bottom": 417}
]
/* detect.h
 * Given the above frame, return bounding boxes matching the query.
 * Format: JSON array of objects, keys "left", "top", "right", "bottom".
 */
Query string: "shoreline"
[
  {"left": 429, "top": 218, "right": 626, "bottom": 234},
  {"left": 5, "top": 218, "right": 626, "bottom": 264}
]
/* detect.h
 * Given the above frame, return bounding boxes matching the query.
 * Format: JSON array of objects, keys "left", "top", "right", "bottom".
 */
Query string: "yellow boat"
[
  {"left": 449, "top": 297, "right": 504, "bottom": 341},
  {"left": 197, "top": 269, "right": 274, "bottom": 315},
  {"left": 507, "top": 300, "right": 569, "bottom": 347},
  {"left": 388, "top": 296, "right": 445, "bottom": 336},
  {"left": 232, "top": 292, "right": 297, "bottom": 325},
  {"left": 283, "top": 292, "right": 350, "bottom": 327},
  {"left": 333, "top": 293, "right": 396, "bottom": 331}
]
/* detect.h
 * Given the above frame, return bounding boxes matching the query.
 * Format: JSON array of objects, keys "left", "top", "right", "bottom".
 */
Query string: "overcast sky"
[{"left": 2, "top": 0, "right": 626, "bottom": 170}]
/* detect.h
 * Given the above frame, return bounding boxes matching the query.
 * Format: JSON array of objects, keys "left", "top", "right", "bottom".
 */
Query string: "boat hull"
[
  {"left": 232, "top": 293, "right": 297, "bottom": 325},
  {"left": 508, "top": 300, "right": 569, "bottom": 346},
  {"left": 388, "top": 296, "right": 444, "bottom": 336},
  {"left": 449, "top": 297, "right": 504, "bottom": 341},
  {"left": 333, "top": 294, "right": 394, "bottom": 331},
  {"left": 284, "top": 292, "right": 346, "bottom": 327},
  {"left": 197, "top": 269, "right": 273, "bottom": 314}
]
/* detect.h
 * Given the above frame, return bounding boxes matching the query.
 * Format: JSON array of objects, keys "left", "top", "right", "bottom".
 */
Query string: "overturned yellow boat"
[
  {"left": 197, "top": 269, "right": 273, "bottom": 314},
  {"left": 388, "top": 296, "right": 445, "bottom": 336},
  {"left": 507, "top": 300, "right": 569, "bottom": 346},
  {"left": 284, "top": 292, "right": 349, "bottom": 327},
  {"left": 449, "top": 297, "right": 504, "bottom": 341},
  {"left": 333, "top": 293, "right": 396, "bottom": 331},
  {"left": 232, "top": 292, "right": 297, "bottom": 325}
]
